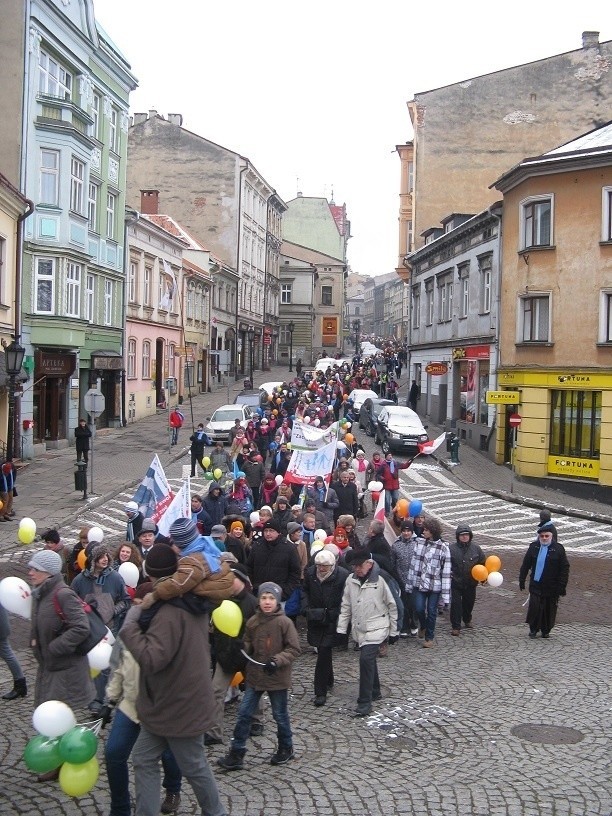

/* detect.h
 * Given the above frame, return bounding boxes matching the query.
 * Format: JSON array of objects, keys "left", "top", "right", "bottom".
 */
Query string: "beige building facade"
[{"left": 493, "top": 123, "right": 612, "bottom": 493}]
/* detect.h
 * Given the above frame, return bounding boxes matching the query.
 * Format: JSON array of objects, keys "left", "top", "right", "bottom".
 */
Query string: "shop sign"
[
  {"left": 92, "top": 355, "right": 122, "bottom": 370},
  {"left": 486, "top": 391, "right": 520, "bottom": 404},
  {"left": 37, "top": 352, "right": 75, "bottom": 376},
  {"left": 425, "top": 362, "right": 448, "bottom": 376},
  {"left": 452, "top": 345, "right": 490, "bottom": 361},
  {"left": 547, "top": 456, "right": 600, "bottom": 479}
]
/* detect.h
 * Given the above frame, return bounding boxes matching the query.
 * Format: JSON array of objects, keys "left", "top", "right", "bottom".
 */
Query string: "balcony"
[{"left": 35, "top": 93, "right": 94, "bottom": 147}]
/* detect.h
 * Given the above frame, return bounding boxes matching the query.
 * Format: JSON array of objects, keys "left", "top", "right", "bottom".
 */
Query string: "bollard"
[
  {"left": 449, "top": 433, "right": 460, "bottom": 464},
  {"left": 74, "top": 461, "right": 88, "bottom": 499}
]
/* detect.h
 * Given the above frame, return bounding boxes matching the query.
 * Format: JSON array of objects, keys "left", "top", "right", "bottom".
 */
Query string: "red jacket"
[
  {"left": 376, "top": 459, "right": 411, "bottom": 491},
  {"left": 169, "top": 410, "right": 184, "bottom": 429}
]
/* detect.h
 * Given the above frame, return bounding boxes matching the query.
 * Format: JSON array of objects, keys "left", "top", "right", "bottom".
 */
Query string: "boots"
[
  {"left": 2, "top": 678, "right": 27, "bottom": 700},
  {"left": 217, "top": 748, "right": 245, "bottom": 771}
]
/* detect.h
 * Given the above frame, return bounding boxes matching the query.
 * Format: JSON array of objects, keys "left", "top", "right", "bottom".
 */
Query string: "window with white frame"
[
  {"left": 87, "top": 182, "right": 98, "bottom": 232},
  {"left": 598, "top": 291, "right": 612, "bottom": 342},
  {"left": 127, "top": 338, "right": 136, "bottom": 379},
  {"left": 144, "top": 266, "right": 151, "bottom": 306},
  {"left": 168, "top": 343, "right": 175, "bottom": 378},
  {"left": 109, "top": 108, "right": 118, "bottom": 153},
  {"left": 519, "top": 294, "right": 550, "bottom": 342},
  {"left": 124, "top": 262, "right": 135, "bottom": 303},
  {"left": 106, "top": 193, "right": 116, "bottom": 240},
  {"left": 38, "top": 49, "right": 72, "bottom": 99},
  {"left": 602, "top": 187, "right": 612, "bottom": 242},
  {"left": 479, "top": 254, "right": 492, "bottom": 314},
  {"left": 438, "top": 273, "right": 453, "bottom": 322},
  {"left": 408, "top": 161, "right": 414, "bottom": 191},
  {"left": 40, "top": 149, "right": 59, "bottom": 205},
  {"left": 0, "top": 237, "right": 5, "bottom": 298},
  {"left": 104, "top": 279, "right": 113, "bottom": 325},
  {"left": 411, "top": 285, "right": 420, "bottom": 329},
  {"left": 321, "top": 285, "right": 333, "bottom": 306},
  {"left": 91, "top": 94, "right": 100, "bottom": 140},
  {"left": 86, "top": 273, "right": 94, "bottom": 321},
  {"left": 281, "top": 283, "right": 292, "bottom": 304},
  {"left": 458, "top": 263, "right": 469, "bottom": 319},
  {"left": 425, "top": 279, "right": 434, "bottom": 325},
  {"left": 70, "top": 157, "right": 84, "bottom": 214},
  {"left": 65, "top": 262, "right": 81, "bottom": 317},
  {"left": 406, "top": 219, "right": 413, "bottom": 253},
  {"left": 521, "top": 197, "right": 552, "bottom": 249},
  {"left": 186, "top": 287, "right": 194, "bottom": 319},
  {"left": 34, "top": 257, "right": 55, "bottom": 313},
  {"left": 142, "top": 340, "right": 151, "bottom": 378}
]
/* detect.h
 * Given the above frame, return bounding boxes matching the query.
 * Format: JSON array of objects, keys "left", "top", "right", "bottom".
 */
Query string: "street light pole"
[
  {"left": 352, "top": 319, "right": 361, "bottom": 357},
  {"left": 4, "top": 337, "right": 25, "bottom": 462},
  {"left": 287, "top": 320, "right": 295, "bottom": 372},
  {"left": 247, "top": 326, "right": 255, "bottom": 386}
]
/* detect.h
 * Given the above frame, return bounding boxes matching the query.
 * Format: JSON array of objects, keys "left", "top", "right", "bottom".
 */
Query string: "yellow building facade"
[{"left": 493, "top": 124, "right": 612, "bottom": 490}]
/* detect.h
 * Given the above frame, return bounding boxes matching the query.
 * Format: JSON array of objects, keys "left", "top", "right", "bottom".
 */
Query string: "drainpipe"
[
  {"left": 14, "top": 196, "right": 35, "bottom": 458},
  {"left": 235, "top": 162, "right": 248, "bottom": 380},
  {"left": 488, "top": 202, "right": 503, "bottom": 454},
  {"left": 123, "top": 208, "right": 140, "bottom": 426}
]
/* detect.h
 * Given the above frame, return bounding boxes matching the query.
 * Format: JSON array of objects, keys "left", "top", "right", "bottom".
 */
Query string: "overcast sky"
[{"left": 94, "top": 0, "right": 609, "bottom": 277}]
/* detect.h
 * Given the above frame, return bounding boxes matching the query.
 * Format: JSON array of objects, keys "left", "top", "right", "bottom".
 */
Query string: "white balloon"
[
  {"left": 87, "top": 640, "right": 113, "bottom": 671},
  {"left": 368, "top": 481, "right": 383, "bottom": 493},
  {"left": 87, "top": 526, "right": 104, "bottom": 544},
  {"left": 274, "top": 475, "right": 283, "bottom": 486},
  {"left": 249, "top": 511, "right": 260, "bottom": 524},
  {"left": 313, "top": 419, "right": 320, "bottom": 426},
  {"left": 118, "top": 562, "right": 140, "bottom": 589},
  {"left": 344, "top": 422, "right": 352, "bottom": 429},
  {"left": 0, "top": 576, "right": 32, "bottom": 619},
  {"left": 102, "top": 627, "right": 115, "bottom": 645},
  {"left": 33, "top": 700, "right": 76, "bottom": 738},
  {"left": 487, "top": 571, "right": 504, "bottom": 588},
  {"left": 303, "top": 416, "right": 311, "bottom": 424},
  {"left": 314, "top": 529, "right": 327, "bottom": 541}
]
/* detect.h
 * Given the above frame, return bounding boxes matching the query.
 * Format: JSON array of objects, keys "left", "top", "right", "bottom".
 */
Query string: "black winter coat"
[
  {"left": 519, "top": 540, "right": 570, "bottom": 597},
  {"left": 330, "top": 481, "right": 359, "bottom": 520},
  {"left": 202, "top": 484, "right": 229, "bottom": 526},
  {"left": 449, "top": 540, "right": 485, "bottom": 589},
  {"left": 302, "top": 564, "right": 349, "bottom": 648},
  {"left": 365, "top": 532, "right": 396, "bottom": 578},
  {"left": 246, "top": 537, "right": 301, "bottom": 601},
  {"left": 212, "top": 589, "right": 259, "bottom": 673}
]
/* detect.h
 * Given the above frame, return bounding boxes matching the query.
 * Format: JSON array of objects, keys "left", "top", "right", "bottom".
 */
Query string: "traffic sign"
[
  {"left": 84, "top": 388, "right": 105, "bottom": 416},
  {"left": 508, "top": 413, "right": 522, "bottom": 427}
]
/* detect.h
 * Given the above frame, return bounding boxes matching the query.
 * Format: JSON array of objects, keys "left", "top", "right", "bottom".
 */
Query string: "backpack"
[{"left": 52, "top": 588, "right": 108, "bottom": 655}]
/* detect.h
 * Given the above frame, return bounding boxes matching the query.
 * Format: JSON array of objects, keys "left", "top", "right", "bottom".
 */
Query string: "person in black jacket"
[
  {"left": 202, "top": 482, "right": 229, "bottom": 527},
  {"left": 189, "top": 424, "right": 208, "bottom": 477},
  {"left": 449, "top": 523, "right": 485, "bottom": 636},
  {"left": 519, "top": 522, "right": 570, "bottom": 639},
  {"left": 246, "top": 519, "right": 301, "bottom": 601},
  {"left": 302, "top": 550, "right": 349, "bottom": 707},
  {"left": 205, "top": 567, "right": 262, "bottom": 744},
  {"left": 330, "top": 471, "right": 359, "bottom": 524},
  {"left": 74, "top": 418, "right": 92, "bottom": 463}
]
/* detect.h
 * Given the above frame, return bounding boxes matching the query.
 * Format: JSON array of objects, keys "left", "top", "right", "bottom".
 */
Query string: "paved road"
[{"left": 0, "top": 365, "right": 611, "bottom": 815}]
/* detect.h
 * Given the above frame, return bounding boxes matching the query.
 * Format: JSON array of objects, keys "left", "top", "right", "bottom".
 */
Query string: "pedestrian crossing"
[{"left": 399, "top": 464, "right": 612, "bottom": 555}]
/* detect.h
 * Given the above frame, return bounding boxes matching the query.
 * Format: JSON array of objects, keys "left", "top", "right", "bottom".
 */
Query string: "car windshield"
[{"left": 211, "top": 409, "right": 243, "bottom": 422}]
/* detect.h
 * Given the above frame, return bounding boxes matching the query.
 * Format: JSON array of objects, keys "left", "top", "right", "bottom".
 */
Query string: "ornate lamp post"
[
  {"left": 352, "top": 319, "right": 361, "bottom": 357},
  {"left": 287, "top": 320, "right": 295, "bottom": 372},
  {"left": 247, "top": 326, "right": 255, "bottom": 385},
  {"left": 4, "top": 337, "right": 25, "bottom": 461}
]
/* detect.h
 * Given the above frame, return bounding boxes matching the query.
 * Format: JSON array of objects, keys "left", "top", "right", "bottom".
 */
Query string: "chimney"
[
  {"left": 132, "top": 112, "right": 147, "bottom": 126},
  {"left": 148, "top": 109, "right": 158, "bottom": 120},
  {"left": 297, "top": 191, "right": 303, "bottom": 197},
  {"left": 167, "top": 113, "right": 183, "bottom": 127},
  {"left": 582, "top": 31, "right": 600, "bottom": 49},
  {"left": 141, "top": 190, "right": 160, "bottom": 215}
]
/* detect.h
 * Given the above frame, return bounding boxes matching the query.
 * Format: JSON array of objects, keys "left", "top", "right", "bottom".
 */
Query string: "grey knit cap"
[
  {"left": 28, "top": 550, "right": 63, "bottom": 576},
  {"left": 169, "top": 517, "right": 199, "bottom": 548},
  {"left": 258, "top": 581, "right": 282, "bottom": 604}
]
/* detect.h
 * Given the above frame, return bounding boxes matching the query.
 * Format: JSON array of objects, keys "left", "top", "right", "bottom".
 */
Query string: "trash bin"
[{"left": 74, "top": 461, "right": 87, "bottom": 492}]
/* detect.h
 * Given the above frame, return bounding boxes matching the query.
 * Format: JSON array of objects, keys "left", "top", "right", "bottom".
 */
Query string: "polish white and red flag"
[
  {"left": 418, "top": 431, "right": 447, "bottom": 456},
  {"left": 373, "top": 488, "right": 386, "bottom": 522}
]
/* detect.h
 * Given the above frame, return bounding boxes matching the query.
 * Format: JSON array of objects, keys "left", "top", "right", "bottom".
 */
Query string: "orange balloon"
[
  {"left": 395, "top": 498, "right": 409, "bottom": 518},
  {"left": 485, "top": 555, "right": 501, "bottom": 573},
  {"left": 276, "top": 398, "right": 282, "bottom": 404},
  {"left": 344, "top": 433, "right": 354, "bottom": 445},
  {"left": 472, "top": 564, "right": 489, "bottom": 582},
  {"left": 230, "top": 671, "right": 244, "bottom": 687},
  {"left": 0, "top": 499, "right": 3, "bottom": 512},
  {"left": 77, "top": 549, "right": 87, "bottom": 570}
]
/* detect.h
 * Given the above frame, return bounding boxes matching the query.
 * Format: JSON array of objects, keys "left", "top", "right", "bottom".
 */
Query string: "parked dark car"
[
  {"left": 375, "top": 406, "right": 429, "bottom": 455},
  {"left": 234, "top": 390, "right": 263, "bottom": 410},
  {"left": 358, "top": 398, "right": 395, "bottom": 437}
]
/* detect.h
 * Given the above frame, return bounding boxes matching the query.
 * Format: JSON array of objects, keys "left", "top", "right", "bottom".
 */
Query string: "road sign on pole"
[
  {"left": 508, "top": 413, "right": 522, "bottom": 427},
  {"left": 84, "top": 389, "right": 105, "bottom": 495}
]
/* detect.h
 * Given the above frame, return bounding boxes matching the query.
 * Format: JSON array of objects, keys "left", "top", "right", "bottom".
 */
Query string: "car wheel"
[
  {"left": 381, "top": 439, "right": 391, "bottom": 455},
  {"left": 366, "top": 422, "right": 373, "bottom": 437}
]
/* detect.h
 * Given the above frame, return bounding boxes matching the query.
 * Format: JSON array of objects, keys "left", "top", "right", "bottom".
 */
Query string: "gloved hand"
[
  {"left": 263, "top": 659, "right": 278, "bottom": 675},
  {"left": 388, "top": 635, "right": 399, "bottom": 645},
  {"left": 99, "top": 702, "right": 115, "bottom": 729},
  {"left": 123, "top": 604, "right": 142, "bottom": 626},
  {"left": 519, "top": 582, "right": 525, "bottom": 591}
]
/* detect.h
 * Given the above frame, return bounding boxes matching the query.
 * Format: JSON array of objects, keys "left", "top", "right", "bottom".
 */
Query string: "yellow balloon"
[
  {"left": 202, "top": 456, "right": 211, "bottom": 468},
  {"left": 485, "top": 555, "right": 502, "bottom": 573},
  {"left": 18, "top": 528, "right": 36, "bottom": 545},
  {"left": 213, "top": 468, "right": 222, "bottom": 480},
  {"left": 211, "top": 600, "right": 243, "bottom": 638},
  {"left": 19, "top": 518, "right": 37, "bottom": 538},
  {"left": 90, "top": 668, "right": 100, "bottom": 679},
  {"left": 59, "top": 756, "right": 99, "bottom": 797}
]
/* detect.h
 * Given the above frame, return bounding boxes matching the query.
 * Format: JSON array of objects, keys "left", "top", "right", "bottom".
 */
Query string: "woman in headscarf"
[
  {"left": 519, "top": 522, "right": 569, "bottom": 639},
  {"left": 227, "top": 475, "right": 254, "bottom": 516},
  {"left": 302, "top": 549, "right": 349, "bottom": 707}
]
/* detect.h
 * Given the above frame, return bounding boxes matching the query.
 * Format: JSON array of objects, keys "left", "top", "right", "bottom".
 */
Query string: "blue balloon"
[
  {"left": 409, "top": 500, "right": 423, "bottom": 517},
  {"left": 256, "top": 407, "right": 263, "bottom": 416}
]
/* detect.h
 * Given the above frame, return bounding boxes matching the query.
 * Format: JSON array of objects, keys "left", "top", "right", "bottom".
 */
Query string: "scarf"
[
  {"left": 533, "top": 542, "right": 550, "bottom": 582},
  {"left": 356, "top": 459, "right": 367, "bottom": 472},
  {"left": 388, "top": 461, "right": 395, "bottom": 474},
  {"left": 179, "top": 535, "right": 222, "bottom": 572}
]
